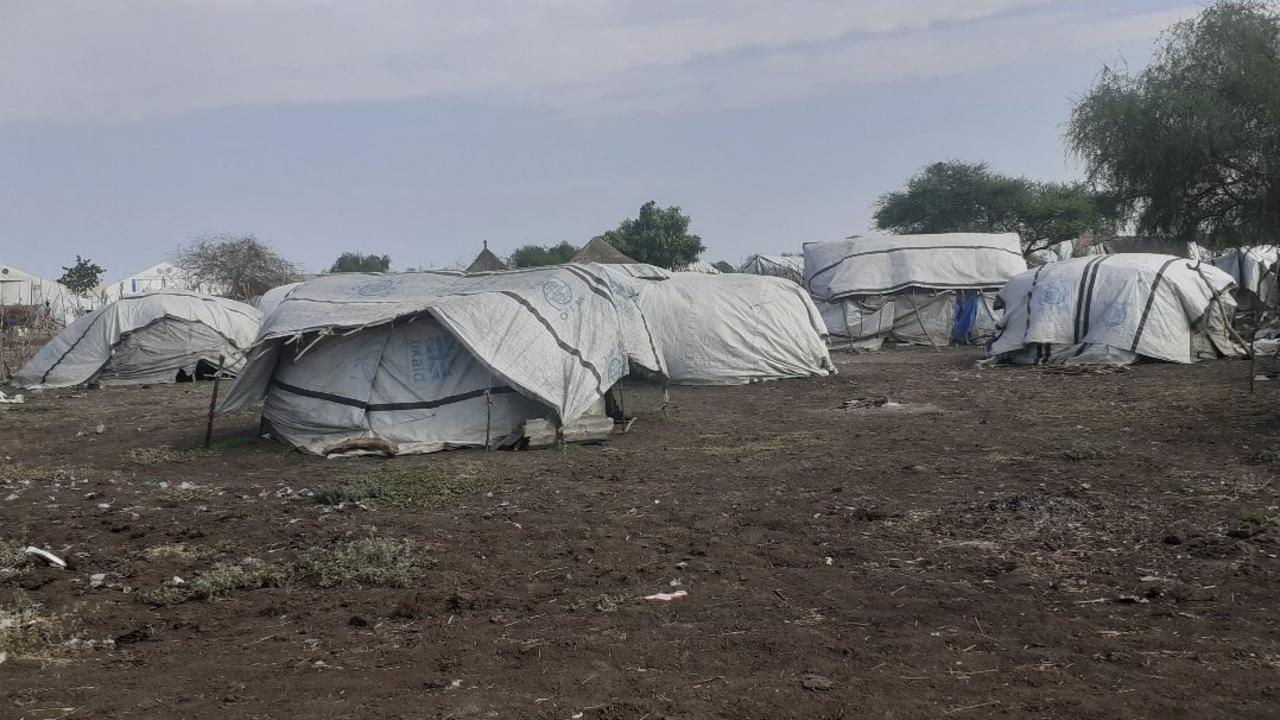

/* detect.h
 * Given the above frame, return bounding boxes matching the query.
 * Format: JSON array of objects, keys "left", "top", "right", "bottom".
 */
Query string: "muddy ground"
[{"left": 2, "top": 347, "right": 1279, "bottom": 719}]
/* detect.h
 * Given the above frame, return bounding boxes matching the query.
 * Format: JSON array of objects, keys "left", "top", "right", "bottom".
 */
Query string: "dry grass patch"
[
  {"left": 300, "top": 537, "right": 434, "bottom": 589},
  {"left": 313, "top": 463, "right": 489, "bottom": 511},
  {"left": 135, "top": 558, "right": 291, "bottom": 606},
  {"left": 134, "top": 537, "right": 433, "bottom": 605},
  {"left": 698, "top": 430, "right": 828, "bottom": 461},
  {"left": 0, "top": 593, "right": 66, "bottom": 663}
]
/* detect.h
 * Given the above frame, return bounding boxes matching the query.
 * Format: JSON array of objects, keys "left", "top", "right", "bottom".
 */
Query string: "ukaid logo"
[{"left": 410, "top": 334, "right": 459, "bottom": 383}]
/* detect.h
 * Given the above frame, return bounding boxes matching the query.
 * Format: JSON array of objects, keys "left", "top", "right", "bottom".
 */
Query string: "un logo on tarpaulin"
[
  {"left": 1038, "top": 284, "right": 1068, "bottom": 307},
  {"left": 354, "top": 278, "right": 396, "bottom": 297},
  {"left": 1103, "top": 303, "right": 1129, "bottom": 327},
  {"left": 542, "top": 278, "right": 574, "bottom": 309}
]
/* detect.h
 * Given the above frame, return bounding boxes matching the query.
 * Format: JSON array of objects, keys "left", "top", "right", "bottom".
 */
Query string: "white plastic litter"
[
  {"left": 0, "top": 391, "right": 24, "bottom": 404},
  {"left": 24, "top": 547, "right": 67, "bottom": 569},
  {"left": 643, "top": 590, "right": 688, "bottom": 602}
]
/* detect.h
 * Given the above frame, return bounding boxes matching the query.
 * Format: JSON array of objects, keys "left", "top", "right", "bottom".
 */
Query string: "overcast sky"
[{"left": 0, "top": 0, "right": 1194, "bottom": 279}]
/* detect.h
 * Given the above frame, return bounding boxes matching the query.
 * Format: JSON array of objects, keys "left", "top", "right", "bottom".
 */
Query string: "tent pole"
[
  {"left": 484, "top": 371, "right": 493, "bottom": 450},
  {"left": 203, "top": 355, "right": 226, "bottom": 449},
  {"left": 617, "top": 378, "right": 627, "bottom": 430},
  {"left": 843, "top": 300, "right": 855, "bottom": 353},
  {"left": 905, "top": 293, "right": 941, "bottom": 352}
]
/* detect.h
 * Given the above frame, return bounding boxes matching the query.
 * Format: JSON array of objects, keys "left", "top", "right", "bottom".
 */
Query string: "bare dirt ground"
[{"left": 2, "top": 346, "right": 1279, "bottom": 719}]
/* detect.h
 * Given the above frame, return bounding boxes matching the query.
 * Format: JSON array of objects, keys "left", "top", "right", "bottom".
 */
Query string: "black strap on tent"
[
  {"left": 497, "top": 290, "right": 606, "bottom": 393},
  {"left": 807, "top": 244, "right": 1024, "bottom": 289},
  {"left": 1129, "top": 257, "right": 1181, "bottom": 352},
  {"left": 1071, "top": 256, "right": 1107, "bottom": 344},
  {"left": 268, "top": 377, "right": 514, "bottom": 412}
]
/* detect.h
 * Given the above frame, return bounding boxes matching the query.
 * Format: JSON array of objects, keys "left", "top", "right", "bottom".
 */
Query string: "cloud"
[{"left": 0, "top": 0, "right": 1191, "bottom": 124}]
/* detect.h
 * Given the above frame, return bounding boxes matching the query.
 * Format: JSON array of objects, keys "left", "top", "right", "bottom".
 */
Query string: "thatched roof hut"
[
  {"left": 571, "top": 237, "right": 636, "bottom": 264},
  {"left": 464, "top": 242, "right": 508, "bottom": 273}
]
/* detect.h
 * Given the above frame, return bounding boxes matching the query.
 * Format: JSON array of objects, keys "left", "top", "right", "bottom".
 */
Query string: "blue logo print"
[
  {"left": 1038, "top": 284, "right": 1068, "bottom": 306},
  {"left": 354, "top": 278, "right": 396, "bottom": 297},
  {"left": 410, "top": 334, "right": 459, "bottom": 383},
  {"left": 542, "top": 278, "right": 574, "bottom": 309},
  {"left": 1103, "top": 303, "right": 1129, "bottom": 327}
]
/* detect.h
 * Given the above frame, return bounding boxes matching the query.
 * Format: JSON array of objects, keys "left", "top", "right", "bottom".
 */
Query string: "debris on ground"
[
  {"left": 801, "top": 673, "right": 834, "bottom": 691},
  {"left": 841, "top": 396, "right": 895, "bottom": 410},
  {"left": 23, "top": 547, "right": 66, "bottom": 569},
  {"left": 643, "top": 590, "right": 688, "bottom": 602}
]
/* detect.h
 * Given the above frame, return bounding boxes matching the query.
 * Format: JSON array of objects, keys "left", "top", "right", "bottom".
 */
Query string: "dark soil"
[{"left": 3, "top": 347, "right": 1279, "bottom": 719}]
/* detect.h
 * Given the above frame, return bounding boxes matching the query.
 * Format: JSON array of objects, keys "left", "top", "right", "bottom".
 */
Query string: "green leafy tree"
[
  {"left": 509, "top": 241, "right": 578, "bottom": 268},
  {"left": 58, "top": 255, "right": 105, "bottom": 298},
  {"left": 1069, "top": 0, "right": 1280, "bottom": 248},
  {"left": 873, "top": 161, "right": 1114, "bottom": 255},
  {"left": 330, "top": 252, "right": 391, "bottom": 273},
  {"left": 598, "top": 201, "right": 706, "bottom": 269}
]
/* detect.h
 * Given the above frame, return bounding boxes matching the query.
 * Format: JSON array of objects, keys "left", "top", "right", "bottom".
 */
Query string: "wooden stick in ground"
[
  {"left": 204, "top": 355, "right": 226, "bottom": 449},
  {"left": 484, "top": 371, "right": 493, "bottom": 450},
  {"left": 1248, "top": 325, "right": 1257, "bottom": 394},
  {"left": 617, "top": 378, "right": 627, "bottom": 430}
]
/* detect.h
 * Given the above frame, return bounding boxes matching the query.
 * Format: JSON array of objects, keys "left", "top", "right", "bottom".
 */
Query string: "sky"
[{"left": 0, "top": 0, "right": 1198, "bottom": 280}]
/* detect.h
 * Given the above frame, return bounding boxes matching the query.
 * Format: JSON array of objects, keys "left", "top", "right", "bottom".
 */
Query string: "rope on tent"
[{"left": 903, "top": 293, "right": 942, "bottom": 352}]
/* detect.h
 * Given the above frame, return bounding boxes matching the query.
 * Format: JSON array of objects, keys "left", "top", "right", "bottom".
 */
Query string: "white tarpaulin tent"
[
  {"left": 0, "top": 261, "right": 95, "bottom": 326},
  {"left": 988, "top": 254, "right": 1243, "bottom": 365},
  {"left": 616, "top": 272, "right": 834, "bottom": 385},
  {"left": 13, "top": 291, "right": 261, "bottom": 389},
  {"left": 804, "top": 233, "right": 1027, "bottom": 348},
  {"left": 219, "top": 266, "right": 664, "bottom": 457},
  {"left": 1209, "top": 246, "right": 1278, "bottom": 310},
  {"left": 740, "top": 255, "right": 804, "bottom": 284},
  {"left": 256, "top": 282, "right": 303, "bottom": 319}
]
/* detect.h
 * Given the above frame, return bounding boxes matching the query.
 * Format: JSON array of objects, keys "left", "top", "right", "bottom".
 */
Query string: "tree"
[
  {"left": 330, "top": 252, "right": 391, "bottom": 273},
  {"left": 58, "top": 255, "right": 105, "bottom": 298},
  {"left": 711, "top": 260, "right": 736, "bottom": 273},
  {"left": 174, "top": 234, "right": 301, "bottom": 302},
  {"left": 509, "top": 241, "right": 578, "bottom": 268},
  {"left": 1069, "top": 1, "right": 1280, "bottom": 248},
  {"left": 598, "top": 201, "right": 705, "bottom": 269},
  {"left": 873, "top": 161, "right": 1115, "bottom": 255}
]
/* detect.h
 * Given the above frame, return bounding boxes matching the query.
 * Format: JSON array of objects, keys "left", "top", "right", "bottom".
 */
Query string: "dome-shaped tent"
[
  {"left": 804, "top": 233, "right": 1027, "bottom": 349},
  {"left": 219, "top": 267, "right": 663, "bottom": 457},
  {"left": 613, "top": 272, "right": 834, "bottom": 385},
  {"left": 988, "top": 254, "right": 1243, "bottom": 365},
  {"left": 13, "top": 291, "right": 261, "bottom": 389}
]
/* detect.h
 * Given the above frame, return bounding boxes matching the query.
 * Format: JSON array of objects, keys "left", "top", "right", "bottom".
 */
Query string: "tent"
[
  {"left": 804, "top": 233, "right": 1027, "bottom": 349},
  {"left": 740, "top": 255, "right": 804, "bottom": 284},
  {"left": 1208, "top": 246, "right": 1278, "bottom": 311},
  {"left": 988, "top": 254, "right": 1243, "bottom": 365},
  {"left": 0, "top": 261, "right": 93, "bottom": 326},
  {"left": 219, "top": 267, "right": 664, "bottom": 457},
  {"left": 257, "top": 282, "right": 303, "bottom": 319},
  {"left": 99, "top": 261, "right": 220, "bottom": 303},
  {"left": 464, "top": 242, "right": 509, "bottom": 273},
  {"left": 672, "top": 261, "right": 721, "bottom": 274},
  {"left": 12, "top": 291, "right": 261, "bottom": 389},
  {"left": 615, "top": 272, "right": 834, "bottom": 385}
]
